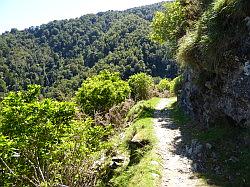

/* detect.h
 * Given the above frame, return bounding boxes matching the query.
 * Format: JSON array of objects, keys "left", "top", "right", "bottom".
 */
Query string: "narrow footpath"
[{"left": 153, "top": 98, "right": 208, "bottom": 187}]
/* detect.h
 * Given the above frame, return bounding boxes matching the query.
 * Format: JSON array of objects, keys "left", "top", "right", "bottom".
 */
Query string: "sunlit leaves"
[
  {"left": 128, "top": 73, "right": 154, "bottom": 101},
  {"left": 151, "top": 1, "right": 186, "bottom": 49},
  {"left": 76, "top": 71, "right": 131, "bottom": 115}
]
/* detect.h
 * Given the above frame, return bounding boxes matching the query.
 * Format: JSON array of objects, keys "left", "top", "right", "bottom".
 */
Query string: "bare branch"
[
  {"left": 0, "top": 157, "right": 15, "bottom": 175},
  {"left": 36, "top": 156, "right": 45, "bottom": 182}
]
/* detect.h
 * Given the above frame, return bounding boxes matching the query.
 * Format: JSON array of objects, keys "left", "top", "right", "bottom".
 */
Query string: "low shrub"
[
  {"left": 128, "top": 73, "right": 154, "bottom": 101},
  {"left": 76, "top": 71, "right": 131, "bottom": 115},
  {"left": 0, "top": 85, "right": 113, "bottom": 186},
  {"left": 169, "top": 75, "right": 184, "bottom": 95},
  {"left": 155, "top": 76, "right": 183, "bottom": 96},
  {"left": 157, "top": 78, "right": 171, "bottom": 92}
]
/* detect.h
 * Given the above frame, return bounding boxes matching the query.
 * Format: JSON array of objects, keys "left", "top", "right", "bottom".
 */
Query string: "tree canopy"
[{"left": 0, "top": 2, "right": 178, "bottom": 100}]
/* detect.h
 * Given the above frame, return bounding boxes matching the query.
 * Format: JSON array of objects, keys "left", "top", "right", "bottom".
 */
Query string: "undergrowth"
[{"left": 106, "top": 97, "right": 162, "bottom": 187}]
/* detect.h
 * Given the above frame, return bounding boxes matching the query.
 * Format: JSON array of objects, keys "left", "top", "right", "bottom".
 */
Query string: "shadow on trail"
[{"left": 157, "top": 101, "right": 250, "bottom": 187}]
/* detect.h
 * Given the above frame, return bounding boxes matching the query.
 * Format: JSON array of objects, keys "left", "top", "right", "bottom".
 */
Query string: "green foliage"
[
  {"left": 1, "top": 85, "right": 75, "bottom": 138},
  {"left": 156, "top": 76, "right": 183, "bottom": 95},
  {"left": 157, "top": 78, "right": 171, "bottom": 92},
  {"left": 0, "top": 3, "right": 178, "bottom": 99},
  {"left": 109, "top": 98, "right": 161, "bottom": 187},
  {"left": 169, "top": 75, "right": 184, "bottom": 95},
  {"left": 0, "top": 85, "right": 112, "bottom": 186},
  {"left": 128, "top": 73, "right": 154, "bottom": 101},
  {"left": 151, "top": 0, "right": 186, "bottom": 52},
  {"left": 76, "top": 71, "right": 130, "bottom": 115},
  {"left": 0, "top": 85, "right": 73, "bottom": 185},
  {"left": 82, "top": 119, "right": 113, "bottom": 152},
  {"left": 177, "top": 0, "right": 249, "bottom": 72}
]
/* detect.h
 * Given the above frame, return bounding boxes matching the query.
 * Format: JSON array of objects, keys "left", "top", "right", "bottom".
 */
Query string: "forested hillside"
[
  {"left": 0, "top": 0, "right": 249, "bottom": 186},
  {"left": 0, "top": 2, "right": 177, "bottom": 100}
]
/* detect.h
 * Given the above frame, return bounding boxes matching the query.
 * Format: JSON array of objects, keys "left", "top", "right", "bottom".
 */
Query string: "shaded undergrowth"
[{"left": 168, "top": 101, "right": 250, "bottom": 187}]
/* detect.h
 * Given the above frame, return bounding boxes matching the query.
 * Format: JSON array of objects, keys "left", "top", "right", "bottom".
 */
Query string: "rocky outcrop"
[
  {"left": 180, "top": 63, "right": 250, "bottom": 128},
  {"left": 175, "top": 0, "right": 250, "bottom": 128},
  {"left": 180, "top": 28, "right": 250, "bottom": 128}
]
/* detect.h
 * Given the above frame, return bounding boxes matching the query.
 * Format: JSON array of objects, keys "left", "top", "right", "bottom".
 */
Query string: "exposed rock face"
[
  {"left": 180, "top": 57, "right": 250, "bottom": 128},
  {"left": 176, "top": 0, "right": 250, "bottom": 129},
  {"left": 180, "top": 35, "right": 250, "bottom": 128}
]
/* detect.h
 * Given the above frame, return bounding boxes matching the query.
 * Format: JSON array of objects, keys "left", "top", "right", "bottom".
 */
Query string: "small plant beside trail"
[
  {"left": 156, "top": 75, "right": 184, "bottom": 96},
  {"left": 76, "top": 71, "right": 131, "bottom": 115},
  {"left": 128, "top": 73, "right": 154, "bottom": 101}
]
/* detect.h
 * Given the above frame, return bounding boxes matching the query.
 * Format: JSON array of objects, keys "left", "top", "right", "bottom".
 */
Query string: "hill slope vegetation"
[{"left": 0, "top": 2, "right": 178, "bottom": 100}]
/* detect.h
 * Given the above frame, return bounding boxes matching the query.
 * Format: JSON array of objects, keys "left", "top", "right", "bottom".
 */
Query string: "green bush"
[
  {"left": 0, "top": 85, "right": 113, "bottom": 186},
  {"left": 155, "top": 76, "right": 183, "bottom": 95},
  {"left": 128, "top": 73, "right": 154, "bottom": 101},
  {"left": 151, "top": 0, "right": 186, "bottom": 53},
  {"left": 76, "top": 71, "right": 131, "bottom": 115},
  {"left": 157, "top": 78, "right": 171, "bottom": 92},
  {"left": 169, "top": 75, "right": 184, "bottom": 95},
  {"left": 0, "top": 85, "right": 76, "bottom": 185}
]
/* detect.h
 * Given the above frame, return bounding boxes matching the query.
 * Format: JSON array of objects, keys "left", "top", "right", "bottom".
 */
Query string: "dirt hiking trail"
[{"left": 153, "top": 98, "right": 209, "bottom": 187}]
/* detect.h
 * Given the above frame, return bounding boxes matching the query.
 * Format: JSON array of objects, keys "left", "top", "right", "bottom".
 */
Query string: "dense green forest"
[{"left": 0, "top": 2, "right": 178, "bottom": 100}]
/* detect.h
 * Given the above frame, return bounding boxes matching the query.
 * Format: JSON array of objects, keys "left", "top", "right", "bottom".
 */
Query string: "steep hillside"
[
  {"left": 178, "top": 0, "right": 250, "bottom": 128},
  {"left": 151, "top": 1, "right": 250, "bottom": 185},
  {"left": 0, "top": 2, "right": 177, "bottom": 100},
  {"left": 151, "top": 0, "right": 250, "bottom": 127}
]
